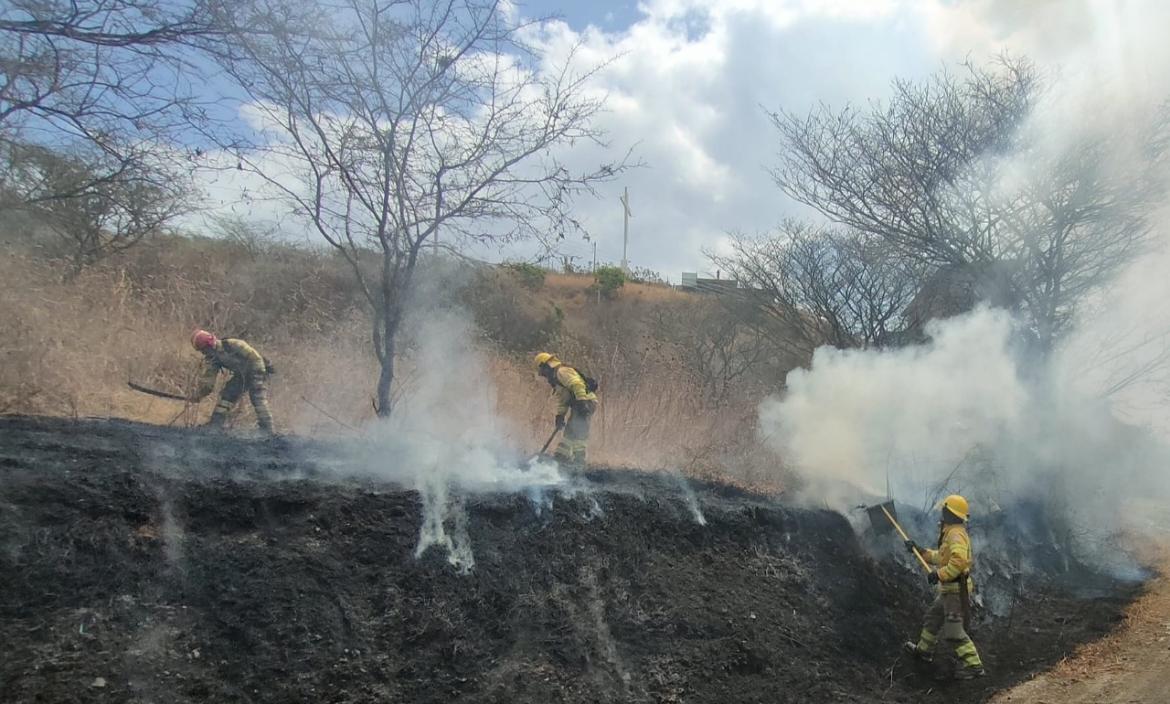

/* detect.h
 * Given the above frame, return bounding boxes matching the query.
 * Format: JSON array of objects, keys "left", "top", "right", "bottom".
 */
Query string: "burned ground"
[{"left": 0, "top": 417, "right": 1139, "bottom": 703}]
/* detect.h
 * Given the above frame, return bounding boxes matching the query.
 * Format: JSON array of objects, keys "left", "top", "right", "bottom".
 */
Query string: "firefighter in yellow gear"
[
  {"left": 533, "top": 352, "right": 597, "bottom": 468},
  {"left": 902, "top": 494, "right": 985, "bottom": 680},
  {"left": 190, "top": 329, "right": 275, "bottom": 434}
]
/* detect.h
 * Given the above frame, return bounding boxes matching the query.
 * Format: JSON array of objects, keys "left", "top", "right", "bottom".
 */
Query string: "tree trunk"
[{"left": 375, "top": 314, "right": 399, "bottom": 417}]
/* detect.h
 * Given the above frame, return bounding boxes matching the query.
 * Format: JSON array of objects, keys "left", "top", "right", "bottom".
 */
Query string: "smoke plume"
[
  {"left": 761, "top": 243, "right": 1170, "bottom": 572},
  {"left": 761, "top": 3, "right": 1170, "bottom": 568},
  {"left": 340, "top": 308, "right": 565, "bottom": 570}
]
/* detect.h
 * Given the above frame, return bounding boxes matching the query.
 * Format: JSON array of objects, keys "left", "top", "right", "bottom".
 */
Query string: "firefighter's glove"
[
  {"left": 927, "top": 572, "right": 940, "bottom": 585},
  {"left": 904, "top": 540, "right": 919, "bottom": 554},
  {"left": 555, "top": 414, "right": 566, "bottom": 431}
]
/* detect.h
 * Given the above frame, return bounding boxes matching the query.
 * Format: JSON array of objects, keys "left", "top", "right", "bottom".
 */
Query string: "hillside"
[
  {"left": 0, "top": 238, "right": 785, "bottom": 482},
  {"left": 0, "top": 416, "right": 1136, "bottom": 704}
]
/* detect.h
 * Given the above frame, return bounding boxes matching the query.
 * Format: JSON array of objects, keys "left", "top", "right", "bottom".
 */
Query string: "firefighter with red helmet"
[{"left": 190, "top": 329, "right": 275, "bottom": 434}]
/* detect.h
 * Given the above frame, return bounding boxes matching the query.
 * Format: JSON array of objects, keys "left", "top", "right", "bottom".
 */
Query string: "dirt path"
[{"left": 993, "top": 553, "right": 1170, "bottom": 704}]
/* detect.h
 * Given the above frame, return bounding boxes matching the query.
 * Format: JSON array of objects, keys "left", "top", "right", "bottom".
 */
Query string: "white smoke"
[
  {"left": 762, "top": 302, "right": 1170, "bottom": 565},
  {"left": 758, "top": 3, "right": 1170, "bottom": 566},
  {"left": 761, "top": 308, "right": 1027, "bottom": 505},
  {"left": 1053, "top": 223, "right": 1170, "bottom": 437},
  {"left": 339, "top": 309, "right": 566, "bottom": 571}
]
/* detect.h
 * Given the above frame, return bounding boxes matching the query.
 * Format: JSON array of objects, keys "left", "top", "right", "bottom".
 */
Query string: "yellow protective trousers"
[
  {"left": 915, "top": 592, "right": 983, "bottom": 670},
  {"left": 554, "top": 402, "right": 594, "bottom": 467},
  {"left": 209, "top": 372, "right": 274, "bottom": 434}
]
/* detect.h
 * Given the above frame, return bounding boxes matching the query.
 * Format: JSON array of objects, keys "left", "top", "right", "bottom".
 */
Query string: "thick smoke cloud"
[
  {"left": 759, "top": 2, "right": 1170, "bottom": 569},
  {"left": 762, "top": 302, "right": 1170, "bottom": 569},
  {"left": 760, "top": 242, "right": 1170, "bottom": 573},
  {"left": 761, "top": 308, "right": 1027, "bottom": 504}
]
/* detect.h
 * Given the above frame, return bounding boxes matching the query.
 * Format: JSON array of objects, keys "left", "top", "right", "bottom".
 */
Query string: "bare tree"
[
  {"left": 209, "top": 212, "right": 280, "bottom": 260},
  {"left": 215, "top": 0, "right": 628, "bottom": 415},
  {"left": 1, "top": 141, "right": 187, "bottom": 272},
  {"left": 649, "top": 297, "right": 775, "bottom": 406},
  {"left": 770, "top": 57, "right": 1166, "bottom": 351},
  {"left": 0, "top": 0, "right": 223, "bottom": 137},
  {"left": 711, "top": 223, "right": 925, "bottom": 356},
  {"left": 0, "top": 0, "right": 222, "bottom": 262}
]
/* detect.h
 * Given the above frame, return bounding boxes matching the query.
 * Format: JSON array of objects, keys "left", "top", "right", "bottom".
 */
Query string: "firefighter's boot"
[{"left": 902, "top": 641, "right": 933, "bottom": 663}]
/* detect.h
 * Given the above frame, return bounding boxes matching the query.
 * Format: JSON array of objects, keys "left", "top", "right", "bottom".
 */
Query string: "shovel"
[{"left": 861, "top": 500, "right": 932, "bottom": 574}]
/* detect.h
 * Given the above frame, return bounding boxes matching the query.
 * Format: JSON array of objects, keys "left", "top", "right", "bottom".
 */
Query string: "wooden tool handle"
[{"left": 880, "top": 504, "right": 933, "bottom": 574}]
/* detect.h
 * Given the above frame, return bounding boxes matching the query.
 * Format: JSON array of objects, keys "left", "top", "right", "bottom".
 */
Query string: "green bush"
[
  {"left": 503, "top": 261, "right": 546, "bottom": 290},
  {"left": 594, "top": 265, "right": 626, "bottom": 299}
]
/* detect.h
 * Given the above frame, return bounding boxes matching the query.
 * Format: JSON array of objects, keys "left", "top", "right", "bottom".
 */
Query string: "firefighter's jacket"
[
  {"left": 193, "top": 339, "right": 268, "bottom": 400},
  {"left": 552, "top": 365, "right": 597, "bottom": 416},
  {"left": 922, "top": 523, "right": 975, "bottom": 595}
]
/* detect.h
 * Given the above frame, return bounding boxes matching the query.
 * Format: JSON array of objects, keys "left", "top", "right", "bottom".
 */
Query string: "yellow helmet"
[
  {"left": 939, "top": 494, "right": 970, "bottom": 521},
  {"left": 533, "top": 352, "right": 560, "bottom": 370}
]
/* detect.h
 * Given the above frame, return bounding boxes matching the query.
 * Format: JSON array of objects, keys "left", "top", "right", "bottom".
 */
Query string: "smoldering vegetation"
[
  {"left": 735, "top": 43, "right": 1170, "bottom": 580},
  {"left": 0, "top": 415, "right": 1137, "bottom": 704}
]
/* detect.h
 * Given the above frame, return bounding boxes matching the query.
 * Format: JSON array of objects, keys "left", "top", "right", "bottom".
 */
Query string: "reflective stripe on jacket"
[
  {"left": 553, "top": 365, "right": 598, "bottom": 416},
  {"left": 922, "top": 523, "right": 974, "bottom": 594},
  {"left": 194, "top": 338, "right": 267, "bottom": 399}
]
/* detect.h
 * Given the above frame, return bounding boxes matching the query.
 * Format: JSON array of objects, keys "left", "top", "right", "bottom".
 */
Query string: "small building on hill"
[{"left": 680, "top": 271, "right": 739, "bottom": 294}]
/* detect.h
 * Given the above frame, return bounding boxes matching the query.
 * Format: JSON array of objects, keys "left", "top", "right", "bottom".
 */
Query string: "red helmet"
[{"left": 191, "top": 329, "right": 217, "bottom": 352}]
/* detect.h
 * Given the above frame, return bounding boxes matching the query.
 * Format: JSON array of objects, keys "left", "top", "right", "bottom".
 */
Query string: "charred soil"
[{"left": 0, "top": 417, "right": 1139, "bottom": 703}]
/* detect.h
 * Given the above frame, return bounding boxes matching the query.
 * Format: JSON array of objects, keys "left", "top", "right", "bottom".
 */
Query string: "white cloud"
[
  {"left": 190, "top": 1, "right": 1170, "bottom": 281},
  {"left": 505, "top": 0, "right": 940, "bottom": 277}
]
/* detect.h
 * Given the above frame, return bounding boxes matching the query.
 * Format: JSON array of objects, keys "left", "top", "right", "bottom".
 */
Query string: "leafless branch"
[
  {"left": 213, "top": 0, "right": 630, "bottom": 415},
  {"left": 768, "top": 56, "right": 1165, "bottom": 352}
]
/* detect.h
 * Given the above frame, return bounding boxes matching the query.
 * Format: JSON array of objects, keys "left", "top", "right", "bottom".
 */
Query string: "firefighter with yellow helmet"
[
  {"left": 533, "top": 352, "right": 598, "bottom": 468},
  {"left": 902, "top": 494, "right": 985, "bottom": 679},
  {"left": 189, "top": 329, "right": 276, "bottom": 435}
]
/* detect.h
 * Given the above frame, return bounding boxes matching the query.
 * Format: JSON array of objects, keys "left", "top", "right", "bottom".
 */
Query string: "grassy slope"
[{"left": 0, "top": 239, "right": 788, "bottom": 486}]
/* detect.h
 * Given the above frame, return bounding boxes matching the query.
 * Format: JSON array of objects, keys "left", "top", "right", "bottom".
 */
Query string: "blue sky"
[
  {"left": 518, "top": 0, "right": 642, "bottom": 31},
  {"left": 192, "top": 0, "right": 1170, "bottom": 283}
]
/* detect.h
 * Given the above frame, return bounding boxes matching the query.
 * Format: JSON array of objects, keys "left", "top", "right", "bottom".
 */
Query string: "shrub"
[
  {"left": 594, "top": 265, "right": 626, "bottom": 299},
  {"left": 503, "top": 261, "right": 546, "bottom": 291},
  {"left": 629, "top": 266, "right": 667, "bottom": 285},
  {"left": 463, "top": 268, "right": 563, "bottom": 352}
]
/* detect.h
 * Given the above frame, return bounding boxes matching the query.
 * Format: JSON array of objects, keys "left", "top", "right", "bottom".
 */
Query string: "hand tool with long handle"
[
  {"left": 879, "top": 504, "right": 933, "bottom": 574},
  {"left": 538, "top": 427, "right": 560, "bottom": 455},
  {"left": 128, "top": 381, "right": 188, "bottom": 402},
  {"left": 524, "top": 428, "right": 562, "bottom": 466}
]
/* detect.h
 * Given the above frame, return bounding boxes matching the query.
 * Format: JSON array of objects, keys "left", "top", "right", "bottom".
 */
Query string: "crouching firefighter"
[
  {"left": 533, "top": 352, "right": 598, "bottom": 468},
  {"left": 189, "top": 329, "right": 276, "bottom": 435},
  {"left": 902, "top": 494, "right": 985, "bottom": 680}
]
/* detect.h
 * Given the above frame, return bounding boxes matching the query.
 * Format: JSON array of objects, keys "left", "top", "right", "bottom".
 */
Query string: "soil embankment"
[{"left": 0, "top": 416, "right": 1138, "bottom": 703}]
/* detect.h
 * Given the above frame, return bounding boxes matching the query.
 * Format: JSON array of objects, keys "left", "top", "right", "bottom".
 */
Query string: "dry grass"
[
  {"left": 1041, "top": 541, "right": 1170, "bottom": 681},
  {"left": 0, "top": 243, "right": 378, "bottom": 433},
  {"left": 544, "top": 272, "right": 694, "bottom": 309},
  {"left": 492, "top": 353, "right": 787, "bottom": 488},
  {"left": 0, "top": 239, "right": 793, "bottom": 488}
]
